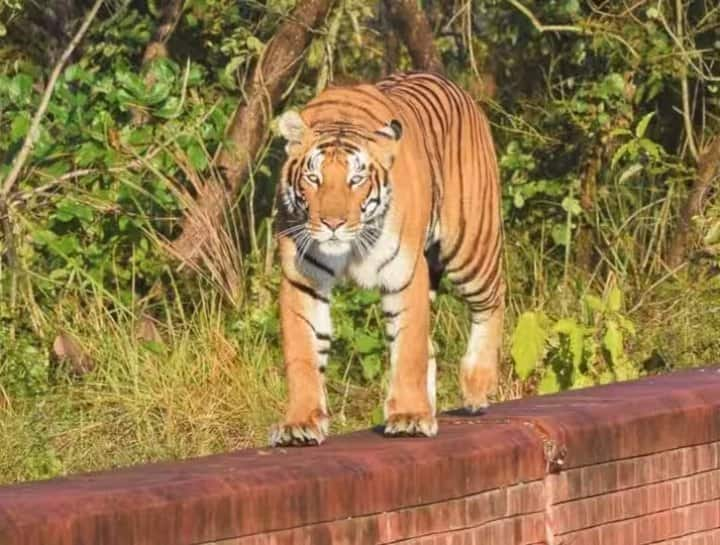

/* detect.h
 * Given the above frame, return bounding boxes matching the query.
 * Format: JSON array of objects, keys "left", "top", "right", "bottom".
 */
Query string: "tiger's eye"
[
  {"left": 305, "top": 173, "right": 320, "bottom": 184},
  {"left": 350, "top": 175, "right": 364, "bottom": 185}
]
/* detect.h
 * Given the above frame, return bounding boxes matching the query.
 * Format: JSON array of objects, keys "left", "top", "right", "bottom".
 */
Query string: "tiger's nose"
[{"left": 321, "top": 217, "right": 347, "bottom": 231}]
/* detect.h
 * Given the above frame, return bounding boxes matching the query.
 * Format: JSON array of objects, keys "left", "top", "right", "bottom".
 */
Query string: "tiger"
[{"left": 269, "top": 71, "right": 504, "bottom": 447}]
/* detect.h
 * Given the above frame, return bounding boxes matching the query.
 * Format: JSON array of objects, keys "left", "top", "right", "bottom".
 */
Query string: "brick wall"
[{"left": 1, "top": 368, "right": 719, "bottom": 545}]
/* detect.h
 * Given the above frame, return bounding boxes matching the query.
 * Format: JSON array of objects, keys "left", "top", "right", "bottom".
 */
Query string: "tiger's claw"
[
  {"left": 269, "top": 416, "right": 328, "bottom": 447},
  {"left": 384, "top": 413, "right": 438, "bottom": 437}
]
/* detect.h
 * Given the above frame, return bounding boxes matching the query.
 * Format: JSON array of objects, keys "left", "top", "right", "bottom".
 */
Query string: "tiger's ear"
[
  {"left": 375, "top": 119, "right": 403, "bottom": 141},
  {"left": 278, "top": 110, "right": 308, "bottom": 154},
  {"left": 371, "top": 119, "right": 403, "bottom": 169}
]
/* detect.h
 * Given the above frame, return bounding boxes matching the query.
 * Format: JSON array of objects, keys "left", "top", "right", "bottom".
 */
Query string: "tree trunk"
[
  {"left": 171, "top": 0, "right": 335, "bottom": 261},
  {"left": 379, "top": 0, "right": 401, "bottom": 76},
  {"left": 382, "top": 0, "right": 444, "bottom": 74},
  {"left": 575, "top": 146, "right": 601, "bottom": 271},
  {"left": 666, "top": 136, "right": 720, "bottom": 268}
]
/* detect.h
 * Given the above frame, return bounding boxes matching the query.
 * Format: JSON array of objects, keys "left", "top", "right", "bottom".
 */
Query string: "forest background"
[{"left": 1, "top": 0, "right": 719, "bottom": 484}]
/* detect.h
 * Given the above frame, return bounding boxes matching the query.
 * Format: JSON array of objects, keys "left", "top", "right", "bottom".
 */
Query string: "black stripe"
[
  {"left": 285, "top": 276, "right": 329, "bottom": 304},
  {"left": 316, "top": 140, "right": 362, "bottom": 153},
  {"left": 291, "top": 310, "right": 332, "bottom": 341},
  {"left": 376, "top": 219, "right": 404, "bottom": 275},
  {"left": 381, "top": 275, "right": 412, "bottom": 296},
  {"left": 318, "top": 348, "right": 330, "bottom": 355},
  {"left": 454, "top": 237, "right": 501, "bottom": 288},
  {"left": 315, "top": 127, "right": 378, "bottom": 143},
  {"left": 304, "top": 100, "right": 385, "bottom": 125},
  {"left": 386, "top": 326, "right": 406, "bottom": 343},
  {"left": 302, "top": 253, "right": 335, "bottom": 277},
  {"left": 383, "top": 308, "right": 406, "bottom": 319}
]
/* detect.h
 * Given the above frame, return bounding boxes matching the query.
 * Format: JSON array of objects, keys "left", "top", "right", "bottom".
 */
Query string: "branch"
[
  {"left": 383, "top": 0, "right": 444, "bottom": 74},
  {"left": 506, "top": 0, "right": 585, "bottom": 34},
  {"left": 666, "top": 136, "right": 720, "bottom": 268},
  {"left": 675, "top": 0, "right": 700, "bottom": 162},
  {"left": 0, "top": 0, "right": 105, "bottom": 199}
]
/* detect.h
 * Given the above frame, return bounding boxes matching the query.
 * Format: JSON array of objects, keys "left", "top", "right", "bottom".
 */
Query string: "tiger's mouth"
[{"left": 318, "top": 239, "right": 352, "bottom": 256}]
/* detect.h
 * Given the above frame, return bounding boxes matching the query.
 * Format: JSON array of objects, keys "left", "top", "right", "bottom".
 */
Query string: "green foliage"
[
  {"left": 511, "top": 286, "right": 638, "bottom": 393},
  {"left": 510, "top": 311, "right": 549, "bottom": 380}
]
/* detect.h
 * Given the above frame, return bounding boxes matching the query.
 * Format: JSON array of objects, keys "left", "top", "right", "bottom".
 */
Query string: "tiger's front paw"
[
  {"left": 269, "top": 411, "right": 329, "bottom": 447},
  {"left": 384, "top": 413, "right": 438, "bottom": 438}
]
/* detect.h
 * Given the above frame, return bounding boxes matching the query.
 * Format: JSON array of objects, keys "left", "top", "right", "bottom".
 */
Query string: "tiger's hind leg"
[
  {"left": 459, "top": 302, "right": 503, "bottom": 412},
  {"left": 444, "top": 245, "right": 505, "bottom": 413}
]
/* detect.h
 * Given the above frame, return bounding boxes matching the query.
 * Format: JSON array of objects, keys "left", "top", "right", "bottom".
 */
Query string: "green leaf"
[
  {"left": 617, "top": 315, "right": 636, "bottom": 336},
  {"left": 10, "top": 112, "right": 30, "bottom": 142},
  {"left": 154, "top": 96, "right": 182, "bottom": 119},
  {"left": 361, "top": 355, "right": 382, "bottom": 381},
  {"left": 584, "top": 294, "right": 605, "bottom": 313},
  {"left": 355, "top": 332, "right": 381, "bottom": 355},
  {"left": 611, "top": 141, "right": 634, "bottom": 170},
  {"left": 618, "top": 163, "right": 643, "bottom": 184},
  {"left": 49, "top": 234, "right": 80, "bottom": 256},
  {"left": 186, "top": 141, "right": 207, "bottom": 170},
  {"left": 561, "top": 196, "right": 582, "bottom": 216},
  {"left": 607, "top": 286, "right": 622, "bottom": 312},
  {"left": 306, "top": 39, "right": 325, "bottom": 69},
  {"left": 551, "top": 223, "right": 571, "bottom": 246},
  {"left": 600, "top": 73, "right": 625, "bottom": 97},
  {"left": 538, "top": 369, "right": 560, "bottom": 394},
  {"left": 246, "top": 36, "right": 264, "bottom": 52},
  {"left": 76, "top": 142, "right": 105, "bottom": 167},
  {"left": 355, "top": 289, "right": 380, "bottom": 305},
  {"left": 703, "top": 221, "right": 720, "bottom": 245},
  {"left": 635, "top": 112, "right": 655, "bottom": 138},
  {"left": 510, "top": 311, "right": 549, "bottom": 380},
  {"left": 603, "top": 320, "right": 623, "bottom": 366},
  {"left": 553, "top": 318, "right": 584, "bottom": 369},
  {"left": 142, "top": 340, "right": 166, "bottom": 355},
  {"left": 9, "top": 74, "right": 33, "bottom": 103},
  {"left": 55, "top": 199, "right": 94, "bottom": 223},
  {"left": 637, "top": 138, "right": 663, "bottom": 161},
  {"left": 32, "top": 229, "right": 58, "bottom": 246}
]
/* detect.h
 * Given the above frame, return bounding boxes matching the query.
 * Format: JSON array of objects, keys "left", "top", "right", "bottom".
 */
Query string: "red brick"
[
  {"left": 665, "top": 528, "right": 720, "bottom": 545},
  {"left": 553, "top": 442, "right": 720, "bottom": 502},
  {"left": 558, "top": 499, "right": 720, "bottom": 545},
  {"left": 552, "top": 469, "right": 720, "bottom": 533},
  {"left": 388, "top": 513, "right": 545, "bottom": 545},
  {"left": 219, "top": 481, "right": 546, "bottom": 545}
]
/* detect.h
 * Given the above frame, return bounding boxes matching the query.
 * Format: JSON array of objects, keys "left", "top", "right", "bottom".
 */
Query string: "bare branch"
[{"left": 506, "top": 0, "right": 585, "bottom": 34}]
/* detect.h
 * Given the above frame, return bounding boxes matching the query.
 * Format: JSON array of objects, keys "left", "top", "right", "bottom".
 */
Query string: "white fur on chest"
[{"left": 347, "top": 223, "right": 411, "bottom": 291}]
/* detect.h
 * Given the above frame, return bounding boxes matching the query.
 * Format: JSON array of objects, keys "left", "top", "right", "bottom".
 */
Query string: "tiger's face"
[{"left": 277, "top": 111, "right": 402, "bottom": 257}]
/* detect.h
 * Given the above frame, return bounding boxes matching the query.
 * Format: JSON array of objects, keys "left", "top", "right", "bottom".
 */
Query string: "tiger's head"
[{"left": 276, "top": 110, "right": 403, "bottom": 257}]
